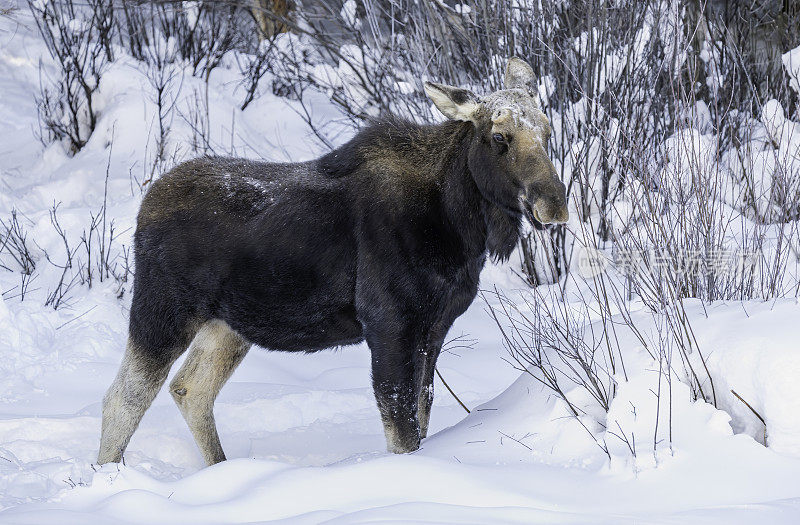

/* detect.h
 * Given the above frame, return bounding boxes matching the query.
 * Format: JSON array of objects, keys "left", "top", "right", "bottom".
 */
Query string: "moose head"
[{"left": 424, "top": 57, "right": 569, "bottom": 227}]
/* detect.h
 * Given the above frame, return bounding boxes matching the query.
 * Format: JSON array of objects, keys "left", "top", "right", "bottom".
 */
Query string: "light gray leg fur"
[
  {"left": 417, "top": 381, "right": 434, "bottom": 439},
  {"left": 98, "top": 341, "right": 177, "bottom": 464},
  {"left": 417, "top": 347, "right": 438, "bottom": 440},
  {"left": 169, "top": 319, "right": 250, "bottom": 466}
]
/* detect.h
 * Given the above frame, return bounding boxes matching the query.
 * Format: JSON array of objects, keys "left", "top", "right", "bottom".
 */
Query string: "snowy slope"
[{"left": 3, "top": 9, "right": 800, "bottom": 525}]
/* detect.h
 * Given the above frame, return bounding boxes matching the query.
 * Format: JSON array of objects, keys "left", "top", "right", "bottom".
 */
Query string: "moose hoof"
[
  {"left": 385, "top": 426, "right": 421, "bottom": 454},
  {"left": 388, "top": 440, "right": 420, "bottom": 454}
]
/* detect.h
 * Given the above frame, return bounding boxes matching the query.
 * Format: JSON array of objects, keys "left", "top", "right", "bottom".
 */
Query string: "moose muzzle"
[{"left": 527, "top": 179, "right": 569, "bottom": 225}]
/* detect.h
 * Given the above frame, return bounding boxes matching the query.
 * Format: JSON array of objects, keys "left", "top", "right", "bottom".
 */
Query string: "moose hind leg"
[
  {"left": 98, "top": 341, "right": 182, "bottom": 465},
  {"left": 169, "top": 320, "right": 250, "bottom": 466}
]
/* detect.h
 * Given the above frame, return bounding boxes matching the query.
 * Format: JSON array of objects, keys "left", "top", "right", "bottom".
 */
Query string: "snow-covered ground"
[{"left": 4, "top": 8, "right": 800, "bottom": 524}]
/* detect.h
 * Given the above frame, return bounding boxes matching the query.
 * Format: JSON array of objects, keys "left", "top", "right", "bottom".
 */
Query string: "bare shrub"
[
  {"left": 30, "top": 0, "right": 114, "bottom": 154},
  {"left": 41, "top": 203, "right": 80, "bottom": 310},
  {"left": 1, "top": 199, "right": 130, "bottom": 310},
  {"left": 140, "top": 14, "right": 184, "bottom": 183},
  {"left": 476, "top": 0, "right": 800, "bottom": 463},
  {"left": 1, "top": 140, "right": 131, "bottom": 309},
  {"left": 238, "top": 37, "right": 275, "bottom": 110},
  {"left": 488, "top": 287, "right": 615, "bottom": 414},
  {"left": 0, "top": 211, "right": 36, "bottom": 275}
]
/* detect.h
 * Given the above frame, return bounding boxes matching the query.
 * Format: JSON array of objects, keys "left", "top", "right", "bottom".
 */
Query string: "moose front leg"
[
  {"left": 417, "top": 378, "right": 434, "bottom": 440},
  {"left": 368, "top": 336, "right": 423, "bottom": 454},
  {"left": 416, "top": 345, "right": 442, "bottom": 440},
  {"left": 416, "top": 323, "right": 450, "bottom": 440}
]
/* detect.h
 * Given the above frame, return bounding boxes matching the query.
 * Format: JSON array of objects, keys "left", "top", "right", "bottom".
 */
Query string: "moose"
[{"left": 97, "top": 57, "right": 569, "bottom": 466}]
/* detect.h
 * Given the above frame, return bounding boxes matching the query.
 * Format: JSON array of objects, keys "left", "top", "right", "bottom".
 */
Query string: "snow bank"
[
  {"left": 783, "top": 44, "right": 800, "bottom": 97},
  {"left": 688, "top": 300, "right": 800, "bottom": 456},
  {"left": 8, "top": 298, "right": 800, "bottom": 524}
]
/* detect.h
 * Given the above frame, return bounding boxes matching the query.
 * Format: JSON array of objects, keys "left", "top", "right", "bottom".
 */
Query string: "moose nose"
[
  {"left": 552, "top": 205, "right": 569, "bottom": 223},
  {"left": 529, "top": 179, "right": 568, "bottom": 225},
  {"left": 532, "top": 199, "right": 569, "bottom": 224}
]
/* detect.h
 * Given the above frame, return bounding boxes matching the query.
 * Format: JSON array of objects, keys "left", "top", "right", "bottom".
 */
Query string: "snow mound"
[
  {"left": 783, "top": 44, "right": 800, "bottom": 97},
  {"left": 689, "top": 300, "right": 800, "bottom": 457}
]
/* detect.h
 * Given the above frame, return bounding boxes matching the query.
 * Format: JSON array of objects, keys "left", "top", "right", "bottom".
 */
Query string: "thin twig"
[
  {"left": 730, "top": 389, "right": 766, "bottom": 426},
  {"left": 435, "top": 367, "right": 470, "bottom": 414}
]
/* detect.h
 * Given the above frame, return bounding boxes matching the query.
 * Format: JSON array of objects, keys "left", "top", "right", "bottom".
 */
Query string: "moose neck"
[{"left": 436, "top": 122, "right": 522, "bottom": 262}]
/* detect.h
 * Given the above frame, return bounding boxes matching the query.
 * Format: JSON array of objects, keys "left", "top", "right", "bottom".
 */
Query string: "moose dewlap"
[{"left": 97, "top": 57, "right": 568, "bottom": 466}]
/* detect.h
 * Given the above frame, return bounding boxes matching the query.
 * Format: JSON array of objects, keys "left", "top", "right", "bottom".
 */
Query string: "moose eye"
[{"left": 492, "top": 133, "right": 506, "bottom": 143}]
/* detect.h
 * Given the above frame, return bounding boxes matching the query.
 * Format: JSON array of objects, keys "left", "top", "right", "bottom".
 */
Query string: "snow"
[
  {"left": 3, "top": 8, "right": 800, "bottom": 525},
  {"left": 689, "top": 300, "right": 800, "bottom": 456},
  {"left": 6, "top": 294, "right": 800, "bottom": 524},
  {"left": 783, "top": 44, "right": 800, "bottom": 97}
]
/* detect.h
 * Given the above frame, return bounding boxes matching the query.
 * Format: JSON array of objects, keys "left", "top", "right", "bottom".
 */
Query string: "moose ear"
[
  {"left": 504, "top": 57, "right": 536, "bottom": 93},
  {"left": 423, "top": 81, "right": 479, "bottom": 122}
]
